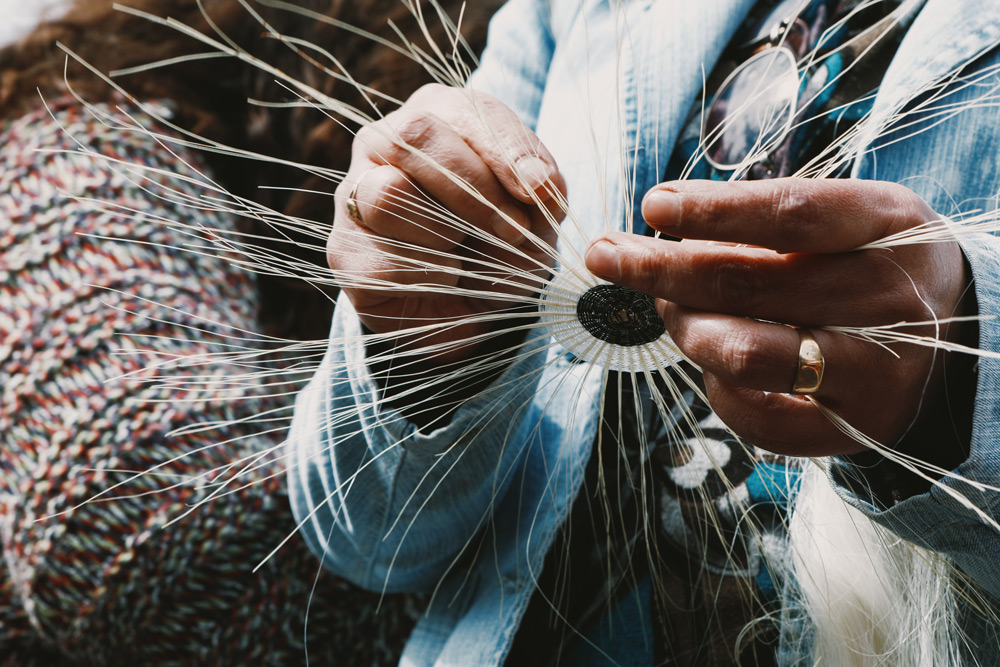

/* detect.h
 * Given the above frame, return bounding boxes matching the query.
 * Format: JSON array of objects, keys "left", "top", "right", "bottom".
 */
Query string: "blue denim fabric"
[
  {"left": 288, "top": 1, "right": 1000, "bottom": 664},
  {"left": 832, "top": 30, "right": 1000, "bottom": 602}
]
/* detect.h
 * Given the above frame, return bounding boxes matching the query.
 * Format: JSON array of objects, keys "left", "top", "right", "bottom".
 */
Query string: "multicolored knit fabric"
[{"left": 0, "top": 99, "right": 419, "bottom": 665}]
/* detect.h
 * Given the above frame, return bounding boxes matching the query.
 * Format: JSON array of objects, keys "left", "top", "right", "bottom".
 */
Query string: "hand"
[
  {"left": 328, "top": 83, "right": 565, "bottom": 363},
  {"left": 585, "top": 178, "right": 974, "bottom": 458}
]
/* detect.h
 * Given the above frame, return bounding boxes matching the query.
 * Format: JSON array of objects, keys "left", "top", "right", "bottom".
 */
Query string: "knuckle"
[
  {"left": 355, "top": 109, "right": 443, "bottom": 165},
  {"left": 769, "top": 182, "right": 813, "bottom": 247},
  {"left": 875, "top": 180, "right": 917, "bottom": 209},
  {"left": 361, "top": 167, "right": 427, "bottom": 234},
  {"left": 719, "top": 327, "right": 767, "bottom": 385},
  {"left": 878, "top": 181, "right": 934, "bottom": 231},
  {"left": 883, "top": 280, "right": 922, "bottom": 319},
  {"left": 885, "top": 350, "right": 913, "bottom": 388},
  {"left": 391, "top": 110, "right": 438, "bottom": 150},
  {"left": 352, "top": 121, "right": 386, "bottom": 156},
  {"left": 874, "top": 179, "right": 911, "bottom": 203}
]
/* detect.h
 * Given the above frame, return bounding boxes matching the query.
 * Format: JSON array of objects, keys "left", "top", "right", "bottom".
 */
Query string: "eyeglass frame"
[
  {"left": 700, "top": 0, "right": 919, "bottom": 176},
  {"left": 701, "top": 7, "right": 816, "bottom": 173}
]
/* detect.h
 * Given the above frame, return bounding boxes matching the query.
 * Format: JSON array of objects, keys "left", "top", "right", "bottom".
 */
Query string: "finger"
[
  {"left": 586, "top": 234, "right": 941, "bottom": 326},
  {"left": 640, "top": 178, "right": 939, "bottom": 253},
  {"left": 327, "top": 215, "right": 463, "bottom": 305},
  {"left": 702, "top": 374, "right": 869, "bottom": 457},
  {"left": 353, "top": 114, "right": 532, "bottom": 246},
  {"left": 338, "top": 164, "right": 465, "bottom": 250},
  {"left": 335, "top": 165, "right": 559, "bottom": 295},
  {"left": 407, "top": 84, "right": 567, "bottom": 207},
  {"left": 659, "top": 302, "right": 878, "bottom": 399}
]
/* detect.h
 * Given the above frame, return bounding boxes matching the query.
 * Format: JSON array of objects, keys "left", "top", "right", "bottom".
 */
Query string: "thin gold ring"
[
  {"left": 345, "top": 180, "right": 363, "bottom": 224},
  {"left": 791, "top": 328, "right": 824, "bottom": 395}
]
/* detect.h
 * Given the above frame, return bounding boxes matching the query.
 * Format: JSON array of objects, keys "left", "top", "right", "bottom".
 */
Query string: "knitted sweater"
[{"left": 0, "top": 99, "right": 416, "bottom": 665}]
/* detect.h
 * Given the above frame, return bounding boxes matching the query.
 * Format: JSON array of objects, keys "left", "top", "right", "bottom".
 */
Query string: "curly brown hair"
[{"left": 0, "top": 0, "right": 501, "bottom": 339}]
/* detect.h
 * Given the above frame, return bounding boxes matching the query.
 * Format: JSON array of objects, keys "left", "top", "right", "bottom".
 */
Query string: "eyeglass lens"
[{"left": 703, "top": 47, "right": 800, "bottom": 170}]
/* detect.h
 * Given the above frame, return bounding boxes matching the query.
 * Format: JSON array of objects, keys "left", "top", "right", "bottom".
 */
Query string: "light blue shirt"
[{"left": 288, "top": 1, "right": 1000, "bottom": 664}]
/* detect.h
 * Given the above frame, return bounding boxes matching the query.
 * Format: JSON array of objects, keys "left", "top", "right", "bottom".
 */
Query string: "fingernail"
[
  {"left": 586, "top": 240, "right": 621, "bottom": 280},
  {"left": 515, "top": 155, "right": 552, "bottom": 193},
  {"left": 642, "top": 190, "right": 680, "bottom": 226}
]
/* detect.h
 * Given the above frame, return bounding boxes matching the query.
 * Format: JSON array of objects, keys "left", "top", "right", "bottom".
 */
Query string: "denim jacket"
[{"left": 288, "top": 1, "right": 1000, "bottom": 664}]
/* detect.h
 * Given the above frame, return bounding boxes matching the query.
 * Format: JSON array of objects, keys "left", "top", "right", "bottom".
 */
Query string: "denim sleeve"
[
  {"left": 285, "top": 1, "right": 557, "bottom": 593},
  {"left": 467, "top": 0, "right": 556, "bottom": 130},
  {"left": 286, "top": 296, "right": 550, "bottom": 593},
  {"left": 827, "top": 32, "right": 1000, "bottom": 599},
  {"left": 831, "top": 228, "right": 1000, "bottom": 596},
  {"left": 828, "top": 231, "right": 1000, "bottom": 599}
]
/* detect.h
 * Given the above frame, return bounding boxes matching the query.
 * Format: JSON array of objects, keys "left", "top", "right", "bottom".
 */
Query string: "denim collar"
[{"left": 860, "top": 0, "right": 1000, "bottom": 146}]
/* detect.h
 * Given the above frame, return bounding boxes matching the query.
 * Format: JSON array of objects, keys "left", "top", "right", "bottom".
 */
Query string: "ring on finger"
[
  {"left": 345, "top": 179, "right": 364, "bottom": 224},
  {"left": 791, "top": 328, "right": 825, "bottom": 395}
]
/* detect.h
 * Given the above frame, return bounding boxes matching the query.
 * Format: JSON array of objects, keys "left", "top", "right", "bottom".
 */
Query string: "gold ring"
[
  {"left": 791, "top": 328, "right": 824, "bottom": 395},
  {"left": 345, "top": 180, "right": 363, "bottom": 224}
]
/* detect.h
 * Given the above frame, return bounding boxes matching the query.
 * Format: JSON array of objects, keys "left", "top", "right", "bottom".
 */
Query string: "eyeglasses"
[
  {"left": 702, "top": 0, "right": 815, "bottom": 173},
  {"left": 700, "top": 0, "right": 912, "bottom": 177}
]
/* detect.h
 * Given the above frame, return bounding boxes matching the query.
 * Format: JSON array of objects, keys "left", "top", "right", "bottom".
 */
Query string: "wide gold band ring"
[
  {"left": 345, "top": 180, "right": 364, "bottom": 224},
  {"left": 791, "top": 328, "right": 824, "bottom": 395}
]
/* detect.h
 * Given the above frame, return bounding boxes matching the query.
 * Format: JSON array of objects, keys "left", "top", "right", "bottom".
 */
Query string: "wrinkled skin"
[
  {"left": 330, "top": 83, "right": 974, "bottom": 459},
  {"left": 586, "top": 178, "right": 973, "bottom": 457},
  {"left": 328, "top": 83, "right": 565, "bottom": 364}
]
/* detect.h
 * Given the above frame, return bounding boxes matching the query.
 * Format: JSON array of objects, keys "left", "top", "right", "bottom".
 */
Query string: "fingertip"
[
  {"left": 543, "top": 168, "right": 569, "bottom": 206},
  {"left": 509, "top": 155, "right": 561, "bottom": 202},
  {"left": 642, "top": 188, "right": 681, "bottom": 229},
  {"left": 585, "top": 239, "right": 621, "bottom": 281}
]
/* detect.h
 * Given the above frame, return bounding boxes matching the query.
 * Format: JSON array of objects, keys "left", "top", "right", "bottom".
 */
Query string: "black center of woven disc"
[{"left": 576, "top": 284, "right": 665, "bottom": 346}]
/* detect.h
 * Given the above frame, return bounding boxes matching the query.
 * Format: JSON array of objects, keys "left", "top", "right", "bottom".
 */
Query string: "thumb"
[{"left": 447, "top": 91, "right": 565, "bottom": 205}]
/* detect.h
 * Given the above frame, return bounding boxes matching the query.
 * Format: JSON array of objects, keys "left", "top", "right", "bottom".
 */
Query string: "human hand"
[
  {"left": 327, "top": 83, "right": 565, "bottom": 363},
  {"left": 585, "top": 178, "right": 974, "bottom": 457}
]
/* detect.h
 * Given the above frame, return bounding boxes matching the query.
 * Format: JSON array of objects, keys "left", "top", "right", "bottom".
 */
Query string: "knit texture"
[{"left": 0, "top": 99, "right": 418, "bottom": 666}]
